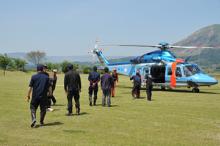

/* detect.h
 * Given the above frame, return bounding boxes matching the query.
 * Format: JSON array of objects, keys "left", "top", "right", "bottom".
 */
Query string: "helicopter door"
[
  {"left": 150, "top": 65, "right": 165, "bottom": 83},
  {"left": 165, "top": 66, "right": 185, "bottom": 86}
]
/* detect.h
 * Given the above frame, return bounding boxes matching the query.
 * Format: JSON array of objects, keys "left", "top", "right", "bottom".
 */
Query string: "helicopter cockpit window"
[{"left": 183, "top": 65, "right": 202, "bottom": 77}]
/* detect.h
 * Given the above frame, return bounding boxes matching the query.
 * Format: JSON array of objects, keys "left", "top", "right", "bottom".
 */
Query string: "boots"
[
  {"left": 31, "top": 108, "right": 36, "bottom": 127},
  {"left": 93, "top": 96, "right": 97, "bottom": 106},
  {"left": 89, "top": 96, "right": 92, "bottom": 106},
  {"left": 76, "top": 107, "right": 80, "bottom": 115},
  {"left": 40, "top": 110, "right": 46, "bottom": 125},
  {"left": 75, "top": 104, "right": 80, "bottom": 115}
]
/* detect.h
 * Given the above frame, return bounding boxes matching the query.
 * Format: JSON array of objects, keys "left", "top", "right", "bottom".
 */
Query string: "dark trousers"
[
  {"left": 67, "top": 90, "right": 80, "bottom": 114},
  {"left": 30, "top": 97, "right": 47, "bottom": 124},
  {"left": 89, "top": 85, "right": 98, "bottom": 104},
  {"left": 102, "top": 89, "right": 111, "bottom": 106},
  {"left": 146, "top": 85, "right": 153, "bottom": 101},
  {"left": 132, "top": 85, "right": 140, "bottom": 98},
  {"left": 47, "top": 95, "right": 56, "bottom": 108},
  {"left": 51, "top": 95, "right": 56, "bottom": 104}
]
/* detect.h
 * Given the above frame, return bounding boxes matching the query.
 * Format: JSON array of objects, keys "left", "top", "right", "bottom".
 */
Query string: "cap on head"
[
  {"left": 104, "top": 67, "right": 109, "bottom": 73},
  {"left": 43, "top": 64, "right": 48, "bottom": 69},
  {"left": 37, "top": 64, "right": 44, "bottom": 71},
  {"left": 93, "top": 66, "right": 97, "bottom": 71},
  {"left": 67, "top": 64, "right": 73, "bottom": 70},
  {"left": 113, "top": 68, "right": 117, "bottom": 72}
]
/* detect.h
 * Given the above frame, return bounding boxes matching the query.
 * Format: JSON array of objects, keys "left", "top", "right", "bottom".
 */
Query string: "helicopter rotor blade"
[
  {"left": 170, "top": 45, "right": 215, "bottom": 49},
  {"left": 100, "top": 44, "right": 161, "bottom": 48}
]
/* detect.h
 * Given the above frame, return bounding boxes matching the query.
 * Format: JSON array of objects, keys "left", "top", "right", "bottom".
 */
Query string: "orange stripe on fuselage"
[{"left": 170, "top": 62, "right": 177, "bottom": 88}]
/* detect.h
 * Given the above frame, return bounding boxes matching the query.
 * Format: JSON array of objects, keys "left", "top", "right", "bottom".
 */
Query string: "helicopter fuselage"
[{"left": 93, "top": 48, "right": 218, "bottom": 92}]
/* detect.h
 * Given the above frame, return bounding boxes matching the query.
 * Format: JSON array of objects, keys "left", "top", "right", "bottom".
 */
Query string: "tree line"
[{"left": 0, "top": 51, "right": 95, "bottom": 76}]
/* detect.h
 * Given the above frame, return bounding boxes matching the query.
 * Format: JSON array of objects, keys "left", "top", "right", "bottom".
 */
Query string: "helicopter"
[{"left": 91, "top": 42, "right": 218, "bottom": 93}]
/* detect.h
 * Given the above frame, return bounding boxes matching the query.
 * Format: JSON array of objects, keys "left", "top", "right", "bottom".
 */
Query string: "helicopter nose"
[
  {"left": 207, "top": 76, "right": 218, "bottom": 85},
  {"left": 192, "top": 74, "right": 218, "bottom": 85}
]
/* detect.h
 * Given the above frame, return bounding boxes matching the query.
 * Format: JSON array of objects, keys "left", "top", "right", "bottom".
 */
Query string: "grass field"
[{"left": 0, "top": 71, "right": 220, "bottom": 146}]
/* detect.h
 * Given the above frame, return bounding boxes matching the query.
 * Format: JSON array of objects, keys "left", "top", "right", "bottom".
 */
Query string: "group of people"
[
  {"left": 88, "top": 66, "right": 118, "bottom": 107},
  {"left": 26, "top": 64, "right": 153, "bottom": 128},
  {"left": 26, "top": 64, "right": 119, "bottom": 127},
  {"left": 130, "top": 70, "right": 153, "bottom": 101}
]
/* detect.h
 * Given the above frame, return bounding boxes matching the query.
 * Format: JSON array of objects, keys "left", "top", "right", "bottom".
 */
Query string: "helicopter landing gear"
[{"left": 192, "top": 88, "right": 200, "bottom": 93}]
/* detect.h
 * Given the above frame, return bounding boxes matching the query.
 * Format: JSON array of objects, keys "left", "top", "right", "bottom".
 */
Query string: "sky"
[{"left": 0, "top": 0, "right": 220, "bottom": 56}]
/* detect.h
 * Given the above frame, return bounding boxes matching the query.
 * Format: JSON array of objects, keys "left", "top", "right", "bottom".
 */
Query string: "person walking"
[
  {"left": 50, "top": 69, "right": 57, "bottom": 105},
  {"left": 88, "top": 66, "right": 100, "bottom": 106},
  {"left": 64, "top": 64, "right": 81, "bottom": 116},
  {"left": 42, "top": 65, "right": 54, "bottom": 112},
  {"left": 101, "top": 67, "right": 114, "bottom": 107},
  {"left": 146, "top": 74, "right": 153, "bottom": 101},
  {"left": 130, "top": 71, "right": 142, "bottom": 98},
  {"left": 26, "top": 64, "right": 49, "bottom": 127},
  {"left": 111, "top": 68, "right": 118, "bottom": 97}
]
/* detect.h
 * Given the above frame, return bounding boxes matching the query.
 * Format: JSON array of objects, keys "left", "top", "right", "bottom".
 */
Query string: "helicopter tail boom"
[{"left": 92, "top": 49, "right": 110, "bottom": 66}]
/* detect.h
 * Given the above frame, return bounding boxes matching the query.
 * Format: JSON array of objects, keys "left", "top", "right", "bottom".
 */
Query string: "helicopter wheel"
[{"left": 192, "top": 88, "right": 200, "bottom": 93}]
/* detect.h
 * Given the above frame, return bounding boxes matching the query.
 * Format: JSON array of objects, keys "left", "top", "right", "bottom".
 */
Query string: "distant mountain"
[{"left": 172, "top": 24, "right": 220, "bottom": 67}]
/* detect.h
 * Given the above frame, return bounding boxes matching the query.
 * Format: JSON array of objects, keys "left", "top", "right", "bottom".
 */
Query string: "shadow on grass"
[
  {"left": 35, "top": 122, "right": 64, "bottom": 128},
  {"left": 133, "top": 96, "right": 146, "bottom": 99},
  {"left": 149, "top": 88, "right": 219, "bottom": 94},
  {"left": 52, "top": 104, "right": 65, "bottom": 106},
  {"left": 95, "top": 104, "right": 119, "bottom": 107},
  {"left": 78, "top": 112, "right": 89, "bottom": 116}
]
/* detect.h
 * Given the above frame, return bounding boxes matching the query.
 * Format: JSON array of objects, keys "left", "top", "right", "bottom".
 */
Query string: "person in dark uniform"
[
  {"left": 26, "top": 64, "right": 49, "bottom": 127},
  {"left": 101, "top": 67, "right": 114, "bottom": 107},
  {"left": 111, "top": 68, "right": 118, "bottom": 97},
  {"left": 42, "top": 65, "right": 54, "bottom": 112},
  {"left": 130, "top": 71, "right": 141, "bottom": 98},
  {"left": 145, "top": 74, "right": 153, "bottom": 101},
  {"left": 50, "top": 69, "right": 57, "bottom": 105},
  {"left": 88, "top": 66, "right": 100, "bottom": 106},
  {"left": 46, "top": 76, "right": 55, "bottom": 112},
  {"left": 64, "top": 64, "right": 81, "bottom": 116}
]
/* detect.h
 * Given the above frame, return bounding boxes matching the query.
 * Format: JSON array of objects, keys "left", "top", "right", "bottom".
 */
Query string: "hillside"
[{"left": 172, "top": 24, "right": 220, "bottom": 67}]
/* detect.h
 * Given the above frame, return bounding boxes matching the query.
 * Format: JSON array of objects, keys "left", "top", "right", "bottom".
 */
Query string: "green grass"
[{"left": 0, "top": 71, "right": 220, "bottom": 146}]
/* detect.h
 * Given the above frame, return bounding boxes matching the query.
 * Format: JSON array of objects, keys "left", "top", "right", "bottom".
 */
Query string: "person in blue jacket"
[
  {"left": 88, "top": 66, "right": 100, "bottom": 106},
  {"left": 101, "top": 67, "right": 114, "bottom": 107},
  {"left": 26, "top": 64, "right": 49, "bottom": 127}
]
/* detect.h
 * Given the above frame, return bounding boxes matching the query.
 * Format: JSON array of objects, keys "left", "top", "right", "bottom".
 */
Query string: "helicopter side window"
[
  {"left": 176, "top": 67, "right": 182, "bottom": 77},
  {"left": 167, "top": 67, "right": 182, "bottom": 77},
  {"left": 168, "top": 68, "right": 172, "bottom": 76}
]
